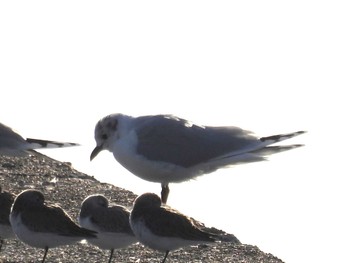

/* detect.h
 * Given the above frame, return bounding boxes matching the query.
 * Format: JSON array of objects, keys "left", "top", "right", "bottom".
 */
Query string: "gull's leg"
[
  {"left": 42, "top": 247, "right": 49, "bottom": 263},
  {"left": 162, "top": 251, "right": 170, "bottom": 263},
  {"left": 161, "top": 183, "right": 170, "bottom": 204},
  {"left": 108, "top": 248, "right": 114, "bottom": 263}
]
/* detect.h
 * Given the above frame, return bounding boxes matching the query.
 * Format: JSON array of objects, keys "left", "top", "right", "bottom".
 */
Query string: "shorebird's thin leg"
[
  {"left": 161, "top": 183, "right": 169, "bottom": 204},
  {"left": 162, "top": 251, "right": 170, "bottom": 263},
  {"left": 0, "top": 239, "right": 3, "bottom": 251},
  {"left": 108, "top": 248, "right": 114, "bottom": 263},
  {"left": 42, "top": 247, "right": 49, "bottom": 263}
]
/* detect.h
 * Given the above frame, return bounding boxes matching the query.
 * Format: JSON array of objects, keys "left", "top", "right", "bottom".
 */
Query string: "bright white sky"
[{"left": 1, "top": 1, "right": 349, "bottom": 263}]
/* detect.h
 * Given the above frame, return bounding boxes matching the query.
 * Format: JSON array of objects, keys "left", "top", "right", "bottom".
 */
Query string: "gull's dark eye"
[{"left": 101, "top": 134, "right": 108, "bottom": 140}]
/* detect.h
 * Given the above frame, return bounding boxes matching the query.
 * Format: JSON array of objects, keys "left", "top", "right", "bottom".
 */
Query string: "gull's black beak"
[{"left": 90, "top": 145, "right": 103, "bottom": 161}]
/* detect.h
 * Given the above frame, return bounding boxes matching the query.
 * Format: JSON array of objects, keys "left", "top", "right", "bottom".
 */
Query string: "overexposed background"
[{"left": 1, "top": 1, "right": 349, "bottom": 263}]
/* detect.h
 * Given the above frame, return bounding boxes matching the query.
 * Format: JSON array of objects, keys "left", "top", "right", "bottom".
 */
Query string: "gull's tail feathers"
[
  {"left": 252, "top": 144, "right": 305, "bottom": 156},
  {"left": 25, "top": 138, "right": 80, "bottom": 149},
  {"left": 259, "top": 131, "right": 306, "bottom": 145},
  {"left": 196, "top": 131, "right": 306, "bottom": 174}
]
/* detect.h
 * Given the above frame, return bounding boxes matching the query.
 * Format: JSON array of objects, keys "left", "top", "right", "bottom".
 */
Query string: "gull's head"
[{"left": 90, "top": 114, "right": 122, "bottom": 161}]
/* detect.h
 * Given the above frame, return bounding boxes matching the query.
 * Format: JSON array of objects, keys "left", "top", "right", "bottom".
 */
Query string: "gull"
[
  {"left": 9, "top": 189, "right": 97, "bottom": 263},
  {"left": 0, "top": 187, "right": 15, "bottom": 252},
  {"left": 0, "top": 122, "right": 79, "bottom": 157},
  {"left": 130, "top": 192, "right": 241, "bottom": 263},
  {"left": 78, "top": 194, "right": 137, "bottom": 263},
  {"left": 91, "top": 113, "right": 305, "bottom": 203}
]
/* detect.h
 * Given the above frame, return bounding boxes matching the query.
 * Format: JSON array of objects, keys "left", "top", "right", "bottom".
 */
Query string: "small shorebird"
[
  {"left": 79, "top": 194, "right": 137, "bottom": 263},
  {"left": 0, "top": 187, "right": 15, "bottom": 252},
  {"left": 91, "top": 113, "right": 305, "bottom": 203},
  {"left": 0, "top": 122, "right": 79, "bottom": 156},
  {"left": 9, "top": 189, "right": 97, "bottom": 263},
  {"left": 129, "top": 192, "right": 241, "bottom": 263}
]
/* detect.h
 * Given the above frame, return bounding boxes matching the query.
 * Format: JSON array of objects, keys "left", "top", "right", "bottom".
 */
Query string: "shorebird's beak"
[{"left": 90, "top": 145, "right": 103, "bottom": 161}]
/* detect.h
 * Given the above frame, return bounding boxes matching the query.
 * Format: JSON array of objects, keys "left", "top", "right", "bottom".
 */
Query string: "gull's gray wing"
[
  {"left": 0, "top": 123, "right": 27, "bottom": 152},
  {"left": 0, "top": 122, "right": 79, "bottom": 156},
  {"left": 135, "top": 115, "right": 258, "bottom": 168}
]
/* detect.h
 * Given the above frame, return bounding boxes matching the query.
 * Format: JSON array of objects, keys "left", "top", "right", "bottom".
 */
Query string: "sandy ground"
[{"left": 0, "top": 154, "right": 284, "bottom": 263}]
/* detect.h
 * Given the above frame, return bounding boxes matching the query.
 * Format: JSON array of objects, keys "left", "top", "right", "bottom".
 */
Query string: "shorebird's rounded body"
[
  {"left": 79, "top": 194, "right": 136, "bottom": 263},
  {"left": 10, "top": 190, "right": 96, "bottom": 262},
  {"left": 130, "top": 193, "right": 240, "bottom": 262},
  {"left": 79, "top": 194, "right": 136, "bottom": 250},
  {"left": 0, "top": 188, "right": 16, "bottom": 250}
]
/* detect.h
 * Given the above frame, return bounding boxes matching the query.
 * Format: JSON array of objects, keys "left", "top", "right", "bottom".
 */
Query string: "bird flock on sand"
[{"left": 0, "top": 114, "right": 305, "bottom": 262}]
